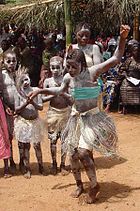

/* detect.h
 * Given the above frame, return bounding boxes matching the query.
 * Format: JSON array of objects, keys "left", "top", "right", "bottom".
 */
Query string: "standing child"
[
  {"left": 14, "top": 67, "right": 45, "bottom": 179},
  {"left": 0, "top": 65, "right": 11, "bottom": 178},
  {"left": 43, "top": 56, "right": 72, "bottom": 175},
  {"left": 29, "top": 25, "right": 130, "bottom": 203},
  {"left": 2, "top": 49, "right": 17, "bottom": 173}
]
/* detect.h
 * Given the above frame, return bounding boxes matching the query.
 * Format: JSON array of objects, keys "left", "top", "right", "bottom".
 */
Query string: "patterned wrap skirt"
[{"left": 0, "top": 99, "right": 10, "bottom": 159}]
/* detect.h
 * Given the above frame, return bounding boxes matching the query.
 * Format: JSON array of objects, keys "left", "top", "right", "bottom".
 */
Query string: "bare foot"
[
  {"left": 10, "top": 162, "right": 17, "bottom": 174},
  {"left": 51, "top": 163, "right": 57, "bottom": 175},
  {"left": 86, "top": 183, "right": 100, "bottom": 204},
  {"left": 39, "top": 165, "right": 47, "bottom": 176},
  {"left": 4, "top": 173, "right": 12, "bottom": 179},
  {"left": 70, "top": 186, "right": 84, "bottom": 198},
  {"left": 60, "top": 166, "right": 70, "bottom": 176},
  {"left": 24, "top": 171, "right": 31, "bottom": 179},
  {"left": 4, "top": 168, "right": 12, "bottom": 179},
  {"left": 19, "top": 163, "right": 26, "bottom": 174}
]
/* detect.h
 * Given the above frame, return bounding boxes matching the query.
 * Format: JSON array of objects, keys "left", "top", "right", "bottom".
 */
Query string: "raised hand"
[
  {"left": 120, "top": 25, "right": 130, "bottom": 39},
  {"left": 28, "top": 89, "right": 40, "bottom": 100}
]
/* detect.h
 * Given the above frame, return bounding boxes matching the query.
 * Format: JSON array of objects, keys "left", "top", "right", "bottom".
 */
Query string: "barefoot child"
[
  {"left": 42, "top": 56, "right": 72, "bottom": 175},
  {"left": 29, "top": 25, "right": 130, "bottom": 203},
  {"left": 0, "top": 67, "right": 11, "bottom": 178},
  {"left": 2, "top": 49, "right": 17, "bottom": 173},
  {"left": 14, "top": 67, "right": 45, "bottom": 178}
]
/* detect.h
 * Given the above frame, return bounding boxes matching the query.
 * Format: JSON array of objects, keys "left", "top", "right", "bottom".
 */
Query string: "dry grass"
[{"left": 1, "top": 0, "right": 140, "bottom": 34}]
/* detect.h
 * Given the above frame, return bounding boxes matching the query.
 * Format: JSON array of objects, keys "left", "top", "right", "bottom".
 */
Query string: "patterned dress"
[{"left": 0, "top": 99, "right": 10, "bottom": 160}]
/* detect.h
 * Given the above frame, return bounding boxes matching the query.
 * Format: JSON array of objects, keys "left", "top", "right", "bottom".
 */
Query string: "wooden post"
[
  {"left": 64, "top": 0, "right": 72, "bottom": 46},
  {"left": 133, "top": 14, "right": 139, "bottom": 41}
]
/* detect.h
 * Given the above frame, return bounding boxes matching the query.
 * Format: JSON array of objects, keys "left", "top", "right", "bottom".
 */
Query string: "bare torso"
[
  {"left": 43, "top": 76, "right": 71, "bottom": 109},
  {"left": 2, "top": 69, "right": 17, "bottom": 110},
  {"left": 15, "top": 87, "right": 42, "bottom": 120}
]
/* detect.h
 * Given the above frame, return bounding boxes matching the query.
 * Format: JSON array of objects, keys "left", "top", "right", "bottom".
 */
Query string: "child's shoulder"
[
  {"left": 2, "top": 69, "right": 7, "bottom": 74},
  {"left": 2, "top": 69, "right": 10, "bottom": 80}
]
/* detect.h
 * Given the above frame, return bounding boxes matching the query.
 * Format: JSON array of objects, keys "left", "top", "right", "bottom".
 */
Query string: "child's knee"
[
  {"left": 33, "top": 142, "right": 41, "bottom": 149},
  {"left": 50, "top": 139, "right": 57, "bottom": 146},
  {"left": 78, "top": 148, "right": 89, "bottom": 159},
  {"left": 25, "top": 143, "right": 31, "bottom": 151}
]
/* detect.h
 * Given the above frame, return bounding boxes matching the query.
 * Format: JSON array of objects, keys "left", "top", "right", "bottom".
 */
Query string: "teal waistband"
[{"left": 71, "top": 86, "right": 100, "bottom": 100}]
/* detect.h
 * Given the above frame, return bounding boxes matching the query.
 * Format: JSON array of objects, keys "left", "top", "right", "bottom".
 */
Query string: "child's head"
[
  {"left": 44, "top": 37, "right": 53, "bottom": 50},
  {"left": 1, "top": 39, "right": 11, "bottom": 52},
  {"left": 107, "top": 38, "right": 117, "bottom": 56},
  {"left": 129, "top": 40, "right": 140, "bottom": 59},
  {"left": 17, "top": 37, "right": 27, "bottom": 49},
  {"left": 16, "top": 67, "right": 30, "bottom": 91},
  {"left": 75, "top": 22, "right": 91, "bottom": 47},
  {"left": 66, "top": 49, "right": 87, "bottom": 77},
  {"left": 50, "top": 56, "right": 63, "bottom": 77},
  {"left": 3, "top": 50, "right": 17, "bottom": 73}
]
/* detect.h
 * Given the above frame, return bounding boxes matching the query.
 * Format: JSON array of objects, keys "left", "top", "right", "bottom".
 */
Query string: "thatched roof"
[
  {"left": 0, "top": 0, "right": 63, "bottom": 29},
  {"left": 0, "top": 0, "right": 140, "bottom": 35}
]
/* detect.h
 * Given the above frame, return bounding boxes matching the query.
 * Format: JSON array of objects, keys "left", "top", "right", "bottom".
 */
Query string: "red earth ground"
[{"left": 0, "top": 104, "right": 140, "bottom": 211}]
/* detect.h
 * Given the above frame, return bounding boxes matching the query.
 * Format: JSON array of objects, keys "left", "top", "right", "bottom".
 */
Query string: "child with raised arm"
[
  {"left": 14, "top": 67, "right": 45, "bottom": 179},
  {"left": 29, "top": 25, "right": 130, "bottom": 203},
  {"left": 42, "top": 56, "right": 72, "bottom": 175}
]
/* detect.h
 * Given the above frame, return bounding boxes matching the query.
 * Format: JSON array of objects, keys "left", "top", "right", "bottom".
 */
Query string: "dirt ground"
[{"left": 0, "top": 105, "right": 140, "bottom": 211}]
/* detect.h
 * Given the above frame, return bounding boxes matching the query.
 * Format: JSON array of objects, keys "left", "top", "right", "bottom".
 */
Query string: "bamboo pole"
[
  {"left": 133, "top": 13, "right": 139, "bottom": 41},
  {"left": 64, "top": 0, "right": 72, "bottom": 46}
]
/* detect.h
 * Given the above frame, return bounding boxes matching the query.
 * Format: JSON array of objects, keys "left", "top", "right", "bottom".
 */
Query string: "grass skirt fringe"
[
  {"left": 62, "top": 107, "right": 118, "bottom": 157},
  {"left": 14, "top": 116, "right": 46, "bottom": 143}
]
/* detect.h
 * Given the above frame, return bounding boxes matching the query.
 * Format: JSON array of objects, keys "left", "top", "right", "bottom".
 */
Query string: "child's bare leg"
[
  {"left": 3, "top": 159, "right": 11, "bottom": 178},
  {"left": 33, "top": 142, "right": 44, "bottom": 174},
  {"left": 50, "top": 139, "right": 57, "bottom": 175},
  {"left": 60, "top": 150, "right": 69, "bottom": 176},
  {"left": 24, "top": 143, "right": 31, "bottom": 179},
  {"left": 18, "top": 142, "right": 25, "bottom": 173},
  {"left": 7, "top": 116, "right": 16, "bottom": 173},
  {"left": 9, "top": 140, "right": 16, "bottom": 173},
  {"left": 70, "top": 150, "right": 84, "bottom": 198},
  {"left": 78, "top": 148, "right": 100, "bottom": 203}
]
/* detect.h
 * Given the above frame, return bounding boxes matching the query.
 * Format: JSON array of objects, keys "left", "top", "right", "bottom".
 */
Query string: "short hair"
[
  {"left": 75, "top": 22, "right": 91, "bottom": 34},
  {"left": 50, "top": 56, "right": 63, "bottom": 64},
  {"left": 67, "top": 49, "right": 87, "bottom": 68},
  {"left": 3, "top": 49, "right": 16, "bottom": 60}
]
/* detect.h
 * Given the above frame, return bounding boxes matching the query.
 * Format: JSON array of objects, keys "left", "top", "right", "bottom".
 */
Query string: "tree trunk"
[
  {"left": 64, "top": 0, "right": 72, "bottom": 46},
  {"left": 133, "top": 14, "right": 140, "bottom": 41}
]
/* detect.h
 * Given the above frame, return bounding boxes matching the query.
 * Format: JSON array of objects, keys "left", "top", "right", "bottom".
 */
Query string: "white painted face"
[
  {"left": 4, "top": 53, "right": 17, "bottom": 73},
  {"left": 50, "top": 61, "right": 63, "bottom": 77},
  {"left": 20, "top": 74, "right": 31, "bottom": 89}
]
